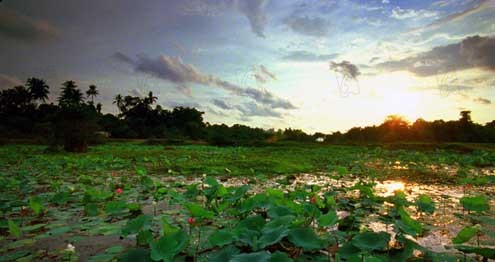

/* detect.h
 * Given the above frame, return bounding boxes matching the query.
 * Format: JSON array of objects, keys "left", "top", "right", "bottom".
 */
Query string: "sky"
[{"left": 0, "top": 0, "right": 494, "bottom": 133}]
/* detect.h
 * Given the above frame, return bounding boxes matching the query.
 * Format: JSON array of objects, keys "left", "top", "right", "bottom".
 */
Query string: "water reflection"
[
  {"left": 158, "top": 173, "right": 495, "bottom": 256},
  {"left": 376, "top": 181, "right": 405, "bottom": 196}
]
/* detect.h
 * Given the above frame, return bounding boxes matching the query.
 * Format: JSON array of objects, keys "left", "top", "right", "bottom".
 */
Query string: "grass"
[{"left": 2, "top": 142, "right": 494, "bottom": 178}]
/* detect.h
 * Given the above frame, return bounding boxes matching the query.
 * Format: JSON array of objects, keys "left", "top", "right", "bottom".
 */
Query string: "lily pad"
[
  {"left": 209, "top": 229, "right": 234, "bottom": 247},
  {"left": 460, "top": 195, "right": 489, "bottom": 213},
  {"left": 287, "top": 227, "right": 323, "bottom": 250},
  {"left": 150, "top": 230, "right": 188, "bottom": 261},
  {"left": 452, "top": 226, "right": 480, "bottom": 244},
  {"left": 351, "top": 232, "right": 390, "bottom": 251},
  {"left": 231, "top": 251, "right": 271, "bottom": 262}
]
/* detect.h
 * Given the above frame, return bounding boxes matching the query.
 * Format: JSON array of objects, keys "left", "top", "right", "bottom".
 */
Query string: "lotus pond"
[{"left": 0, "top": 143, "right": 494, "bottom": 261}]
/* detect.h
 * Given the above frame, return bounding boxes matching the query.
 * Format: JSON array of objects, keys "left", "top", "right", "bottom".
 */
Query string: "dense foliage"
[
  {"left": 0, "top": 143, "right": 494, "bottom": 261},
  {"left": 2, "top": 77, "right": 495, "bottom": 150}
]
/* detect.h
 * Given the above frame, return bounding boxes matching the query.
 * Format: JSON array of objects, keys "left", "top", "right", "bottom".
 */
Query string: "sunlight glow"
[
  {"left": 379, "top": 181, "right": 406, "bottom": 196},
  {"left": 364, "top": 72, "right": 426, "bottom": 121}
]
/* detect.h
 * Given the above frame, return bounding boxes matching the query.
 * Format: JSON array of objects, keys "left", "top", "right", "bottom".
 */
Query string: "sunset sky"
[{"left": 1, "top": 0, "right": 494, "bottom": 133}]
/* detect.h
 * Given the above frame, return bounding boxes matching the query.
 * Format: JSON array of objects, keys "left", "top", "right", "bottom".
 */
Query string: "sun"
[
  {"left": 366, "top": 72, "right": 426, "bottom": 121},
  {"left": 380, "top": 90, "right": 423, "bottom": 121}
]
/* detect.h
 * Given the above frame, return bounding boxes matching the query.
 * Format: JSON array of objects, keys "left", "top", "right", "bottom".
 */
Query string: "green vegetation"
[
  {"left": 1, "top": 143, "right": 494, "bottom": 261},
  {"left": 2, "top": 78, "right": 495, "bottom": 152}
]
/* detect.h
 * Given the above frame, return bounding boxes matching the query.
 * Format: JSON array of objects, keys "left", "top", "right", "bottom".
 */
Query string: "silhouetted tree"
[
  {"left": 53, "top": 81, "right": 98, "bottom": 152},
  {"left": 113, "top": 94, "right": 124, "bottom": 113},
  {"left": 143, "top": 91, "right": 158, "bottom": 106},
  {"left": 3, "top": 76, "right": 495, "bottom": 145},
  {"left": 0, "top": 86, "right": 32, "bottom": 112},
  {"left": 58, "top": 81, "right": 84, "bottom": 107},
  {"left": 86, "top": 84, "right": 99, "bottom": 104},
  {"left": 379, "top": 115, "right": 410, "bottom": 142},
  {"left": 26, "top": 78, "right": 49, "bottom": 103},
  {"left": 96, "top": 103, "right": 102, "bottom": 114},
  {"left": 460, "top": 110, "right": 472, "bottom": 125}
]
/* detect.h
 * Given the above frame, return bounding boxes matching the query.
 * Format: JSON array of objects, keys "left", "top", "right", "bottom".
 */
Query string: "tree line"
[{"left": 1, "top": 77, "right": 495, "bottom": 151}]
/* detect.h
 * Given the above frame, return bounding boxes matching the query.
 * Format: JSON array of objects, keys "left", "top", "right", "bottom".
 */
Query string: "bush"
[{"left": 53, "top": 105, "right": 99, "bottom": 152}]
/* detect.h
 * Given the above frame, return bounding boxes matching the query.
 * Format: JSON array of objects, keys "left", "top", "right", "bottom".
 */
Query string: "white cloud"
[{"left": 391, "top": 7, "right": 437, "bottom": 20}]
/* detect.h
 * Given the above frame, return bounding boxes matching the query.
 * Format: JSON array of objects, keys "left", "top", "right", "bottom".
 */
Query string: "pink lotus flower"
[
  {"left": 311, "top": 196, "right": 317, "bottom": 204},
  {"left": 116, "top": 188, "right": 123, "bottom": 194},
  {"left": 187, "top": 217, "right": 195, "bottom": 225}
]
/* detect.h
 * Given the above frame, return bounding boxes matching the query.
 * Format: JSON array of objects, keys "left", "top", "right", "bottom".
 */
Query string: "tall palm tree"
[
  {"left": 59, "top": 81, "right": 84, "bottom": 107},
  {"left": 26, "top": 77, "right": 49, "bottom": 103},
  {"left": 113, "top": 94, "right": 124, "bottom": 112},
  {"left": 86, "top": 84, "right": 99, "bottom": 104}
]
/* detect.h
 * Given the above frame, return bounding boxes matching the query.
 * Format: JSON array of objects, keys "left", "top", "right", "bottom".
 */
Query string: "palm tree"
[
  {"left": 26, "top": 77, "right": 49, "bottom": 103},
  {"left": 59, "top": 81, "right": 84, "bottom": 107},
  {"left": 144, "top": 91, "right": 158, "bottom": 105},
  {"left": 86, "top": 84, "right": 99, "bottom": 104},
  {"left": 96, "top": 103, "right": 102, "bottom": 114},
  {"left": 113, "top": 94, "right": 124, "bottom": 112}
]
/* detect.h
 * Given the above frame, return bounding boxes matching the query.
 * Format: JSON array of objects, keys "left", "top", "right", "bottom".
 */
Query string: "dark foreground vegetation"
[
  {"left": 2, "top": 78, "right": 495, "bottom": 152},
  {"left": 0, "top": 143, "right": 494, "bottom": 261}
]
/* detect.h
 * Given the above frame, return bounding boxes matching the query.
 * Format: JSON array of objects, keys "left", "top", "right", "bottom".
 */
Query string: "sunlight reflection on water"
[
  {"left": 157, "top": 172, "right": 495, "bottom": 256},
  {"left": 376, "top": 181, "right": 406, "bottom": 196}
]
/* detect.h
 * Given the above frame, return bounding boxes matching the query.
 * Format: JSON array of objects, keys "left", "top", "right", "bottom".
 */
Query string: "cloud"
[
  {"left": 369, "top": 57, "right": 381, "bottom": 64},
  {"left": 112, "top": 52, "right": 296, "bottom": 109},
  {"left": 235, "top": 0, "right": 269, "bottom": 38},
  {"left": 206, "top": 106, "right": 229, "bottom": 117},
  {"left": 390, "top": 7, "right": 437, "bottom": 20},
  {"left": 0, "top": 74, "right": 23, "bottom": 90},
  {"left": 238, "top": 115, "right": 251, "bottom": 122},
  {"left": 112, "top": 51, "right": 135, "bottom": 65},
  {"left": 180, "top": 0, "right": 270, "bottom": 38},
  {"left": 409, "top": 0, "right": 494, "bottom": 33},
  {"left": 129, "top": 88, "right": 145, "bottom": 97},
  {"left": 212, "top": 99, "right": 232, "bottom": 110},
  {"left": 0, "top": 8, "right": 58, "bottom": 42},
  {"left": 284, "top": 16, "right": 329, "bottom": 37},
  {"left": 473, "top": 97, "right": 492, "bottom": 104},
  {"left": 282, "top": 50, "right": 338, "bottom": 62},
  {"left": 259, "top": 65, "right": 276, "bottom": 80},
  {"left": 180, "top": 0, "right": 225, "bottom": 16},
  {"left": 253, "top": 64, "right": 277, "bottom": 84},
  {"left": 235, "top": 102, "right": 283, "bottom": 118},
  {"left": 212, "top": 97, "right": 284, "bottom": 119},
  {"left": 376, "top": 35, "right": 495, "bottom": 76},
  {"left": 330, "top": 60, "right": 361, "bottom": 79},
  {"left": 431, "top": 1, "right": 453, "bottom": 7}
]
